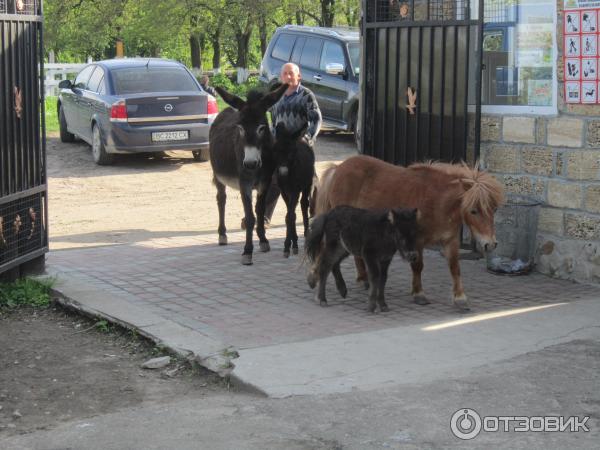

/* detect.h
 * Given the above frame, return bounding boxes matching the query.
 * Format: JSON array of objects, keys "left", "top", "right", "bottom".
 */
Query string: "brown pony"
[{"left": 316, "top": 155, "right": 504, "bottom": 310}]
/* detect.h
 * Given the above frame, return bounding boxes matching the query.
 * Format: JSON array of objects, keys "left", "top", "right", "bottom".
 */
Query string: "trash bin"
[{"left": 486, "top": 195, "right": 541, "bottom": 275}]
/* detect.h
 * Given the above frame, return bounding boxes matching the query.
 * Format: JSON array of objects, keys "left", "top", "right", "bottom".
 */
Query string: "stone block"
[
  {"left": 565, "top": 213, "right": 600, "bottom": 240},
  {"left": 587, "top": 120, "right": 600, "bottom": 147},
  {"left": 483, "top": 145, "right": 519, "bottom": 173},
  {"left": 556, "top": 152, "right": 565, "bottom": 176},
  {"left": 566, "top": 150, "right": 600, "bottom": 180},
  {"left": 538, "top": 207, "right": 564, "bottom": 235},
  {"left": 480, "top": 115, "right": 501, "bottom": 142},
  {"left": 547, "top": 181, "right": 582, "bottom": 208},
  {"left": 521, "top": 147, "right": 553, "bottom": 176},
  {"left": 536, "top": 118, "right": 547, "bottom": 145},
  {"left": 503, "top": 117, "right": 536, "bottom": 143},
  {"left": 503, "top": 176, "right": 544, "bottom": 199},
  {"left": 547, "top": 117, "right": 584, "bottom": 147},
  {"left": 585, "top": 185, "right": 600, "bottom": 214}
]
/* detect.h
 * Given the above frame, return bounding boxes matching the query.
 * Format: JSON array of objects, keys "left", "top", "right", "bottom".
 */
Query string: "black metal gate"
[
  {"left": 360, "top": 0, "right": 483, "bottom": 165},
  {"left": 0, "top": 0, "right": 47, "bottom": 278}
]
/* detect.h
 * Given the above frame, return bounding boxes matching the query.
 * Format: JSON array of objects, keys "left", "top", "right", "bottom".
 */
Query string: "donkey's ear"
[
  {"left": 261, "top": 83, "right": 288, "bottom": 109},
  {"left": 215, "top": 86, "right": 245, "bottom": 110}
]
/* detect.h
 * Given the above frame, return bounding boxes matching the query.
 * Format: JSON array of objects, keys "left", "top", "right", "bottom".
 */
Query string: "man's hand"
[{"left": 302, "top": 134, "right": 314, "bottom": 147}]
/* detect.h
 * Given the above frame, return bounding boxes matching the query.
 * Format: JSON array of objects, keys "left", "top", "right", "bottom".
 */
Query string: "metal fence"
[{"left": 0, "top": 0, "right": 47, "bottom": 277}]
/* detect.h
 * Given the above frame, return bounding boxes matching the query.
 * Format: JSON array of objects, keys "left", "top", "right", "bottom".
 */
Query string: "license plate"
[{"left": 151, "top": 131, "right": 189, "bottom": 142}]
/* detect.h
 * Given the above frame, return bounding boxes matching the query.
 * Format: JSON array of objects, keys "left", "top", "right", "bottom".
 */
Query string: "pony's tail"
[
  {"left": 314, "top": 164, "right": 337, "bottom": 215},
  {"left": 305, "top": 213, "right": 327, "bottom": 263}
]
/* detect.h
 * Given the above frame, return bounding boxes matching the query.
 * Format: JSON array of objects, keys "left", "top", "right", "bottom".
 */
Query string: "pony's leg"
[
  {"left": 444, "top": 240, "right": 470, "bottom": 311},
  {"left": 300, "top": 189, "right": 310, "bottom": 237},
  {"left": 316, "top": 257, "right": 333, "bottom": 307},
  {"left": 364, "top": 257, "right": 380, "bottom": 313},
  {"left": 377, "top": 258, "right": 392, "bottom": 312},
  {"left": 240, "top": 185, "right": 255, "bottom": 265},
  {"left": 411, "top": 248, "right": 430, "bottom": 305},
  {"left": 215, "top": 179, "right": 227, "bottom": 245},
  {"left": 354, "top": 256, "right": 369, "bottom": 289},
  {"left": 255, "top": 190, "right": 270, "bottom": 252},
  {"left": 332, "top": 261, "right": 347, "bottom": 298},
  {"left": 284, "top": 192, "right": 300, "bottom": 257}
]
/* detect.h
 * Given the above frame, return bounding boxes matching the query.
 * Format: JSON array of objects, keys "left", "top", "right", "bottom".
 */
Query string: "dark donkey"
[
  {"left": 210, "top": 84, "right": 288, "bottom": 265},
  {"left": 273, "top": 122, "right": 316, "bottom": 257},
  {"left": 305, "top": 205, "right": 420, "bottom": 312}
]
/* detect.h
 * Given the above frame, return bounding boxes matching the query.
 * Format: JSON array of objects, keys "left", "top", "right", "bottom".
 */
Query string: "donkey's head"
[
  {"left": 273, "top": 122, "right": 306, "bottom": 177},
  {"left": 387, "top": 208, "right": 420, "bottom": 263},
  {"left": 215, "top": 83, "right": 288, "bottom": 169}
]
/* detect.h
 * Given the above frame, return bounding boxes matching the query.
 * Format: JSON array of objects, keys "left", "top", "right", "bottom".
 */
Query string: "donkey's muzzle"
[
  {"left": 243, "top": 160, "right": 261, "bottom": 170},
  {"left": 484, "top": 241, "right": 498, "bottom": 252}
]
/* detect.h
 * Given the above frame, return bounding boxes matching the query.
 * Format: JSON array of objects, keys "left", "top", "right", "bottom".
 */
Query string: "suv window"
[
  {"left": 291, "top": 37, "right": 306, "bottom": 64},
  {"left": 300, "top": 38, "right": 323, "bottom": 70},
  {"left": 74, "top": 65, "right": 96, "bottom": 89},
  {"left": 111, "top": 67, "right": 199, "bottom": 94},
  {"left": 272, "top": 34, "right": 296, "bottom": 61},
  {"left": 87, "top": 66, "right": 105, "bottom": 92},
  {"left": 320, "top": 41, "right": 345, "bottom": 71}
]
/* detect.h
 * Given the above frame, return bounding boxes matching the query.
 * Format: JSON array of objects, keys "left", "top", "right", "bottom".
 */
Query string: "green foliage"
[
  {"left": 45, "top": 96, "right": 59, "bottom": 133},
  {"left": 0, "top": 278, "right": 55, "bottom": 309},
  {"left": 95, "top": 320, "right": 111, "bottom": 333}
]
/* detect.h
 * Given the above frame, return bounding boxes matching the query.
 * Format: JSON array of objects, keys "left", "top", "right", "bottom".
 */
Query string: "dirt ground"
[{"left": 0, "top": 131, "right": 357, "bottom": 438}]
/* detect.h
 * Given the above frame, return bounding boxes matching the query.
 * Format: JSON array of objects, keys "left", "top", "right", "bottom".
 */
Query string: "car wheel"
[
  {"left": 192, "top": 148, "right": 210, "bottom": 162},
  {"left": 91, "top": 124, "right": 114, "bottom": 165},
  {"left": 59, "top": 106, "right": 75, "bottom": 143}
]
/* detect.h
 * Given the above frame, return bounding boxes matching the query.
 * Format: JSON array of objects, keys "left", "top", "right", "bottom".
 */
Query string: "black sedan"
[{"left": 58, "top": 58, "right": 218, "bottom": 165}]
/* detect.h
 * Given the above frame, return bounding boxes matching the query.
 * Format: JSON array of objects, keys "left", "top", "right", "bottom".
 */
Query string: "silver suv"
[{"left": 259, "top": 25, "right": 360, "bottom": 141}]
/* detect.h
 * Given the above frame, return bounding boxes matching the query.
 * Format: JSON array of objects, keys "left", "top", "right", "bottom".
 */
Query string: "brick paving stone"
[{"left": 47, "top": 229, "right": 600, "bottom": 349}]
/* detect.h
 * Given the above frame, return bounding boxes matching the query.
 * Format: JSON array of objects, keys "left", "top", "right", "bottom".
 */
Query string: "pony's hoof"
[
  {"left": 453, "top": 295, "right": 471, "bottom": 312},
  {"left": 218, "top": 235, "right": 228, "bottom": 246},
  {"left": 259, "top": 241, "right": 270, "bottom": 252},
  {"left": 380, "top": 304, "right": 390, "bottom": 312},
  {"left": 337, "top": 286, "right": 347, "bottom": 298},
  {"left": 413, "top": 294, "right": 430, "bottom": 306},
  {"left": 367, "top": 303, "right": 376, "bottom": 313},
  {"left": 241, "top": 254, "right": 253, "bottom": 265},
  {"left": 283, "top": 250, "right": 290, "bottom": 258},
  {"left": 307, "top": 273, "right": 317, "bottom": 289},
  {"left": 319, "top": 300, "right": 328, "bottom": 307},
  {"left": 292, "top": 247, "right": 299, "bottom": 255}
]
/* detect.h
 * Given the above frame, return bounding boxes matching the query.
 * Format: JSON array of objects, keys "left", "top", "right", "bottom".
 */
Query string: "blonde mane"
[{"left": 409, "top": 161, "right": 505, "bottom": 215}]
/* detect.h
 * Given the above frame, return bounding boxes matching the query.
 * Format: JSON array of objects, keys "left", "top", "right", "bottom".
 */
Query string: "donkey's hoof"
[
  {"left": 337, "top": 287, "right": 347, "bottom": 299},
  {"left": 259, "top": 241, "right": 270, "bottom": 252},
  {"left": 241, "top": 254, "right": 253, "bottom": 265},
  {"left": 413, "top": 294, "right": 430, "bottom": 306},
  {"left": 218, "top": 235, "right": 228, "bottom": 246},
  {"left": 367, "top": 303, "right": 377, "bottom": 313},
  {"left": 380, "top": 304, "right": 390, "bottom": 312},
  {"left": 283, "top": 250, "right": 290, "bottom": 258},
  {"left": 453, "top": 295, "right": 471, "bottom": 312},
  {"left": 307, "top": 273, "right": 317, "bottom": 289},
  {"left": 292, "top": 247, "right": 299, "bottom": 255},
  {"left": 319, "top": 300, "right": 328, "bottom": 307}
]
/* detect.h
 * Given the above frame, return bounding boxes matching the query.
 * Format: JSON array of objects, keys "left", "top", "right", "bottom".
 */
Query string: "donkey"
[
  {"left": 306, "top": 205, "right": 419, "bottom": 312},
  {"left": 272, "top": 122, "right": 316, "bottom": 257},
  {"left": 209, "top": 83, "right": 288, "bottom": 265}
]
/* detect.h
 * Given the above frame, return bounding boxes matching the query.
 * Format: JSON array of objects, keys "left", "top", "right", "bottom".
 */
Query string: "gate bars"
[
  {"left": 0, "top": 0, "right": 47, "bottom": 275},
  {"left": 360, "top": 0, "right": 484, "bottom": 166}
]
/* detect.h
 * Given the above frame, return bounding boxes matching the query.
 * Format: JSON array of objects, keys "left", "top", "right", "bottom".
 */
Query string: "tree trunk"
[
  {"left": 235, "top": 29, "right": 252, "bottom": 69},
  {"left": 259, "top": 15, "right": 268, "bottom": 57},
  {"left": 211, "top": 29, "right": 221, "bottom": 70},
  {"left": 321, "top": 0, "right": 335, "bottom": 27},
  {"left": 190, "top": 34, "right": 201, "bottom": 72},
  {"left": 295, "top": 11, "right": 303, "bottom": 25}
]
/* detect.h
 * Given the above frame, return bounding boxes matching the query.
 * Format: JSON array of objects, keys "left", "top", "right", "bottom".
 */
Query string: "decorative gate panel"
[{"left": 360, "top": 0, "right": 483, "bottom": 165}]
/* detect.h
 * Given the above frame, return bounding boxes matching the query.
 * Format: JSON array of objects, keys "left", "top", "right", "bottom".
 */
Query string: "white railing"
[{"left": 43, "top": 62, "right": 89, "bottom": 97}]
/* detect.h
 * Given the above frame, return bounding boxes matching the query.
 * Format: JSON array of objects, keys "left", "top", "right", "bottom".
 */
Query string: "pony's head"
[
  {"left": 215, "top": 83, "right": 288, "bottom": 169},
  {"left": 458, "top": 165, "right": 505, "bottom": 253},
  {"left": 273, "top": 122, "right": 306, "bottom": 177}
]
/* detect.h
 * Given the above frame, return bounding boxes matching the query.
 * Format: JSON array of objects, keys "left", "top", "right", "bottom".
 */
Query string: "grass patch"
[
  {"left": 0, "top": 277, "right": 55, "bottom": 309},
  {"left": 45, "top": 96, "right": 59, "bottom": 133}
]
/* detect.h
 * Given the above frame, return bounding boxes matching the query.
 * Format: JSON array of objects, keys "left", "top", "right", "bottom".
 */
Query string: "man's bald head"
[{"left": 280, "top": 63, "right": 302, "bottom": 94}]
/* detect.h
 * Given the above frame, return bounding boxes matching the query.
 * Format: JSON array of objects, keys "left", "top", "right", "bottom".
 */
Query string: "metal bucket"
[{"left": 486, "top": 195, "right": 541, "bottom": 275}]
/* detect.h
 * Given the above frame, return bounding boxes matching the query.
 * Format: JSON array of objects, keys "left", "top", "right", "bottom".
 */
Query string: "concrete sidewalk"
[{"left": 46, "top": 227, "right": 600, "bottom": 397}]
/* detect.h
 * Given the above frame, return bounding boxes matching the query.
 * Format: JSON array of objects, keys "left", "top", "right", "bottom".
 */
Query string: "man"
[
  {"left": 200, "top": 74, "right": 217, "bottom": 97},
  {"left": 263, "top": 62, "right": 322, "bottom": 224}
]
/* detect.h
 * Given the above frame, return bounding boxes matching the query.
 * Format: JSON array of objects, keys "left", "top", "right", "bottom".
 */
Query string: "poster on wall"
[{"left": 563, "top": 8, "right": 600, "bottom": 104}]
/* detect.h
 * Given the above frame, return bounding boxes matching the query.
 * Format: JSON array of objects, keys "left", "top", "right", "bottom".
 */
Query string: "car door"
[
  {"left": 311, "top": 39, "right": 349, "bottom": 124},
  {"left": 80, "top": 66, "right": 106, "bottom": 141},
  {"left": 70, "top": 65, "right": 96, "bottom": 138}
]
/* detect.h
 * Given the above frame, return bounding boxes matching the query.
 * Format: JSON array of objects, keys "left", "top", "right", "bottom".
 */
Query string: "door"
[
  {"left": 65, "top": 64, "right": 95, "bottom": 137},
  {"left": 360, "top": 0, "right": 483, "bottom": 165},
  {"left": 311, "top": 39, "right": 350, "bottom": 124}
]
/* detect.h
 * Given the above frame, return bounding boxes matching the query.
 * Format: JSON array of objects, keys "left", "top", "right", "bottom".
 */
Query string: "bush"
[
  {"left": 0, "top": 277, "right": 54, "bottom": 309},
  {"left": 210, "top": 73, "right": 235, "bottom": 93}
]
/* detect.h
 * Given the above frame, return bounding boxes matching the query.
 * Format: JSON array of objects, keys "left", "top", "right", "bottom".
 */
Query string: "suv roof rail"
[{"left": 279, "top": 24, "right": 359, "bottom": 39}]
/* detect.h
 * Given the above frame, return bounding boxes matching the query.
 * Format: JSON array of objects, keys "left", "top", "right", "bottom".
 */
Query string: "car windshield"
[
  {"left": 111, "top": 66, "right": 199, "bottom": 94},
  {"left": 348, "top": 43, "right": 360, "bottom": 76}
]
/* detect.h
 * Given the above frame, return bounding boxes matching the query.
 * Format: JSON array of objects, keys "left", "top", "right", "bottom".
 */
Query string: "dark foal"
[
  {"left": 273, "top": 123, "right": 316, "bottom": 257},
  {"left": 209, "top": 84, "right": 288, "bottom": 265},
  {"left": 306, "top": 205, "right": 419, "bottom": 312}
]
